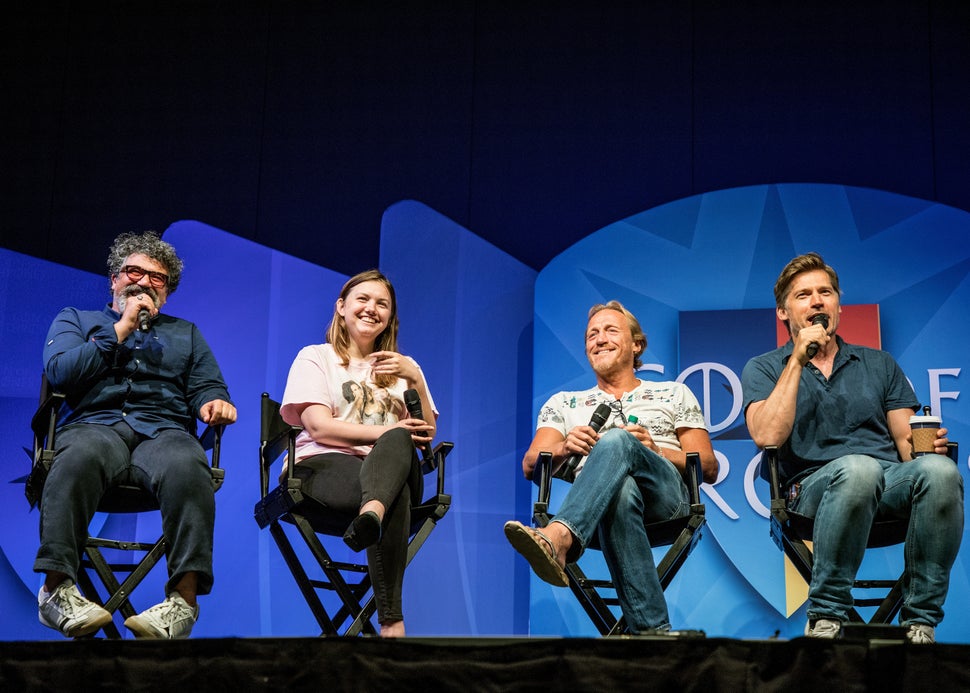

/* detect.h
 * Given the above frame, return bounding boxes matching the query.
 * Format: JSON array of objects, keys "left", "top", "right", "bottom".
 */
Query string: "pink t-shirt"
[{"left": 280, "top": 343, "right": 436, "bottom": 461}]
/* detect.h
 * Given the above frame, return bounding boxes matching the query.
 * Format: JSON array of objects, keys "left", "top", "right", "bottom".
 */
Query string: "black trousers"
[{"left": 293, "top": 427, "right": 423, "bottom": 624}]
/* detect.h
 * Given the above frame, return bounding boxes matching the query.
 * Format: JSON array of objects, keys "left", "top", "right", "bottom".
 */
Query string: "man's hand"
[
  {"left": 200, "top": 399, "right": 237, "bottom": 425},
  {"left": 622, "top": 421, "right": 661, "bottom": 454}
]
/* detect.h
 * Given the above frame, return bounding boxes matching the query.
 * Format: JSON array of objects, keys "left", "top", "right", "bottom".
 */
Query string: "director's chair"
[
  {"left": 254, "top": 392, "right": 453, "bottom": 636},
  {"left": 532, "top": 450, "right": 706, "bottom": 636},
  {"left": 25, "top": 375, "right": 224, "bottom": 639},
  {"left": 764, "top": 442, "right": 959, "bottom": 626}
]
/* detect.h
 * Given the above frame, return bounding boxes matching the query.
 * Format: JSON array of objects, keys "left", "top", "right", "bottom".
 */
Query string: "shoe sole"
[
  {"left": 123, "top": 615, "right": 165, "bottom": 639},
  {"left": 64, "top": 611, "right": 113, "bottom": 638},
  {"left": 504, "top": 521, "right": 568, "bottom": 587}
]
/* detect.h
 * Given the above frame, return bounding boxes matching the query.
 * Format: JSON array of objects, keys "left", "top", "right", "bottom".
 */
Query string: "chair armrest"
[
  {"left": 30, "top": 391, "right": 66, "bottom": 445},
  {"left": 534, "top": 452, "right": 554, "bottom": 507},
  {"left": 684, "top": 452, "right": 702, "bottom": 504},
  {"left": 763, "top": 446, "right": 785, "bottom": 502}
]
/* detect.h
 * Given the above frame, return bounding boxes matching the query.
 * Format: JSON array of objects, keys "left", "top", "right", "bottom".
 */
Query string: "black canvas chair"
[
  {"left": 25, "top": 375, "right": 224, "bottom": 639},
  {"left": 764, "top": 442, "right": 959, "bottom": 626},
  {"left": 531, "top": 450, "right": 706, "bottom": 636},
  {"left": 254, "top": 392, "right": 453, "bottom": 636}
]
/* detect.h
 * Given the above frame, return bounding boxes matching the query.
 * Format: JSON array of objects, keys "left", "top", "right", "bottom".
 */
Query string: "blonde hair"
[
  {"left": 587, "top": 300, "right": 647, "bottom": 370},
  {"left": 326, "top": 269, "right": 399, "bottom": 388}
]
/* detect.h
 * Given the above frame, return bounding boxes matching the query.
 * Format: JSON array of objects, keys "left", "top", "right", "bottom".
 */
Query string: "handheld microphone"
[
  {"left": 562, "top": 402, "right": 613, "bottom": 475},
  {"left": 805, "top": 314, "right": 829, "bottom": 359},
  {"left": 403, "top": 388, "right": 432, "bottom": 458},
  {"left": 138, "top": 309, "right": 151, "bottom": 332}
]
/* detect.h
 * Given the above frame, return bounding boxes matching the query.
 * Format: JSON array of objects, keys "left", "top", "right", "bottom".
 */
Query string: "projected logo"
[{"left": 534, "top": 183, "right": 970, "bottom": 619}]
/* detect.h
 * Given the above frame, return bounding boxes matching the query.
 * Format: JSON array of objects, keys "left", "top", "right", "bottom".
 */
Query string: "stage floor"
[{"left": 2, "top": 634, "right": 969, "bottom": 691}]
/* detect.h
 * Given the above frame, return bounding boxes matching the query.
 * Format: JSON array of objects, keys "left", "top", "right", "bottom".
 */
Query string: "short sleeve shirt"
[
  {"left": 537, "top": 379, "right": 707, "bottom": 474},
  {"left": 741, "top": 336, "right": 919, "bottom": 484}
]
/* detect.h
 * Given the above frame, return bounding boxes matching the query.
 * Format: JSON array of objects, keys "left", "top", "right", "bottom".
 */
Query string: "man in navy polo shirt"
[{"left": 742, "top": 252, "right": 963, "bottom": 643}]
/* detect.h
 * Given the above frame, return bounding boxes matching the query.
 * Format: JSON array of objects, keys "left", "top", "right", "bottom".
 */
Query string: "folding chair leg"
[
  {"left": 98, "top": 539, "right": 168, "bottom": 617},
  {"left": 861, "top": 578, "right": 905, "bottom": 624},
  {"left": 74, "top": 567, "right": 123, "bottom": 639},
  {"left": 270, "top": 521, "right": 340, "bottom": 636},
  {"left": 290, "top": 514, "right": 380, "bottom": 636}
]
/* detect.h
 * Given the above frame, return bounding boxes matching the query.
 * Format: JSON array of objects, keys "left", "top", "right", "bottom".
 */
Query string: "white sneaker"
[
  {"left": 906, "top": 623, "right": 935, "bottom": 644},
  {"left": 124, "top": 593, "right": 199, "bottom": 639},
  {"left": 805, "top": 618, "right": 842, "bottom": 639},
  {"left": 38, "top": 579, "right": 113, "bottom": 638}
]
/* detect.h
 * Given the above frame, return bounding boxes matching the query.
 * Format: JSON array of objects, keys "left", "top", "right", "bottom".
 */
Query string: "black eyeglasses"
[
  {"left": 120, "top": 264, "right": 169, "bottom": 288},
  {"left": 607, "top": 400, "right": 626, "bottom": 426}
]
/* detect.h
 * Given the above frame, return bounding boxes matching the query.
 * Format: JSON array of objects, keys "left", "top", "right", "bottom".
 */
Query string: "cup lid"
[{"left": 909, "top": 415, "right": 941, "bottom": 425}]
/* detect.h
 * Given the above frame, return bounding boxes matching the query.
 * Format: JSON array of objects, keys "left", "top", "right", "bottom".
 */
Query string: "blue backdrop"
[
  {"left": 1, "top": 184, "right": 968, "bottom": 641},
  {"left": 529, "top": 183, "right": 970, "bottom": 641}
]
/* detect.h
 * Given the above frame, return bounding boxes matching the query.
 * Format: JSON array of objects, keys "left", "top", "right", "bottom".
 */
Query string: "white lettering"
[
  {"left": 928, "top": 368, "right": 961, "bottom": 417},
  {"left": 676, "top": 362, "right": 743, "bottom": 434}
]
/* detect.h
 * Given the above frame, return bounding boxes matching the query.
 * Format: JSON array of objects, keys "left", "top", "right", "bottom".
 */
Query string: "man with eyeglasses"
[
  {"left": 34, "top": 230, "right": 237, "bottom": 639},
  {"left": 504, "top": 300, "right": 717, "bottom": 635}
]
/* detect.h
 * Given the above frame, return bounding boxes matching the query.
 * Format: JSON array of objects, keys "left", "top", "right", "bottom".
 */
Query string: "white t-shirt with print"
[
  {"left": 281, "top": 343, "right": 436, "bottom": 461},
  {"left": 537, "top": 379, "right": 706, "bottom": 473}
]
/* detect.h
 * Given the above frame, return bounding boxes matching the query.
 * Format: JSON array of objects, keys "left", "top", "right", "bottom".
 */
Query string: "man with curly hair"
[{"left": 34, "top": 230, "right": 236, "bottom": 639}]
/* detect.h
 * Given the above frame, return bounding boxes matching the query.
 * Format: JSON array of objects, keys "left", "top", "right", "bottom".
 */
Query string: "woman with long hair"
[{"left": 280, "top": 269, "right": 436, "bottom": 637}]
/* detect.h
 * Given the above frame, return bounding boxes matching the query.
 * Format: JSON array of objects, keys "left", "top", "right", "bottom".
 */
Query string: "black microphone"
[
  {"left": 562, "top": 402, "right": 613, "bottom": 476},
  {"left": 403, "top": 388, "right": 432, "bottom": 458},
  {"left": 805, "top": 314, "right": 829, "bottom": 359},
  {"left": 138, "top": 309, "right": 151, "bottom": 332}
]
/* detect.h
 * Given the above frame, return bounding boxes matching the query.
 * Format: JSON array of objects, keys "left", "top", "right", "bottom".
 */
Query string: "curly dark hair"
[{"left": 106, "top": 230, "right": 184, "bottom": 292}]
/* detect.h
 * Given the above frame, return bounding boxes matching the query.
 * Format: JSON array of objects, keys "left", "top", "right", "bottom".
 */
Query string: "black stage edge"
[{"left": 2, "top": 636, "right": 970, "bottom": 691}]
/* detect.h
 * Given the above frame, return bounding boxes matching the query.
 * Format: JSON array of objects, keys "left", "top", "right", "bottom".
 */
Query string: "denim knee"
[
  {"left": 912, "top": 453, "right": 963, "bottom": 487},
  {"left": 591, "top": 427, "right": 637, "bottom": 459},
  {"left": 830, "top": 455, "right": 885, "bottom": 497}
]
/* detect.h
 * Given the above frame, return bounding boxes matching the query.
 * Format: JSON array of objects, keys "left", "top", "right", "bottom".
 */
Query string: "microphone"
[
  {"left": 805, "top": 314, "right": 829, "bottom": 359},
  {"left": 403, "top": 388, "right": 432, "bottom": 458},
  {"left": 138, "top": 309, "right": 151, "bottom": 332},
  {"left": 561, "top": 402, "right": 613, "bottom": 476}
]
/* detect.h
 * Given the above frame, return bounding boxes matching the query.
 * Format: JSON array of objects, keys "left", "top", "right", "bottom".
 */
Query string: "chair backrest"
[{"left": 258, "top": 392, "right": 302, "bottom": 497}]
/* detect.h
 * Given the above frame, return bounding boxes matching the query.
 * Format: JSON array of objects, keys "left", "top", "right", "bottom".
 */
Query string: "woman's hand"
[
  {"left": 397, "top": 416, "right": 434, "bottom": 446},
  {"left": 371, "top": 350, "right": 422, "bottom": 386}
]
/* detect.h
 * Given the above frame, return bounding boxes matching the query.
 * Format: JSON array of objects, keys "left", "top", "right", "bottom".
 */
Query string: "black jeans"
[
  {"left": 293, "top": 427, "right": 423, "bottom": 624},
  {"left": 33, "top": 421, "right": 216, "bottom": 595}
]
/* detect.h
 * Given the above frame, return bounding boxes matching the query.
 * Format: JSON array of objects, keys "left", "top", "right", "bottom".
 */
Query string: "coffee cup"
[{"left": 909, "top": 414, "right": 942, "bottom": 457}]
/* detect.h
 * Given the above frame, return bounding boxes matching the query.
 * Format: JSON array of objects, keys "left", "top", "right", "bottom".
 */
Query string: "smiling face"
[
  {"left": 109, "top": 253, "right": 170, "bottom": 312},
  {"left": 777, "top": 268, "right": 841, "bottom": 339},
  {"left": 336, "top": 279, "right": 394, "bottom": 353},
  {"left": 585, "top": 308, "right": 640, "bottom": 379}
]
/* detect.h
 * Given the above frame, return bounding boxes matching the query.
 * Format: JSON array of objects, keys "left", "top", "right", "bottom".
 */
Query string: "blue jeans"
[
  {"left": 553, "top": 428, "right": 689, "bottom": 632},
  {"left": 34, "top": 421, "right": 216, "bottom": 595},
  {"left": 791, "top": 453, "right": 964, "bottom": 626}
]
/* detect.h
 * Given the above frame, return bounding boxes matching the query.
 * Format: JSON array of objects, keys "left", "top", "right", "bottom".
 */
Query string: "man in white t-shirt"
[{"left": 505, "top": 300, "right": 717, "bottom": 634}]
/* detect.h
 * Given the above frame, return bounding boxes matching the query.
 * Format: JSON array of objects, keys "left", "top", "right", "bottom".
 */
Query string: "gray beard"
[{"left": 116, "top": 285, "right": 159, "bottom": 314}]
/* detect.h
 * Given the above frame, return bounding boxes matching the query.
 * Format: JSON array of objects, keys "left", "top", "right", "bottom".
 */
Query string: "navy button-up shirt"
[
  {"left": 742, "top": 336, "right": 919, "bottom": 486},
  {"left": 43, "top": 305, "right": 232, "bottom": 437}
]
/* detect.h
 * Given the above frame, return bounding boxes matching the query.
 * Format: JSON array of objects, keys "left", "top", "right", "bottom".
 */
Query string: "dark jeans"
[
  {"left": 33, "top": 421, "right": 216, "bottom": 596},
  {"left": 293, "top": 427, "right": 423, "bottom": 625}
]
